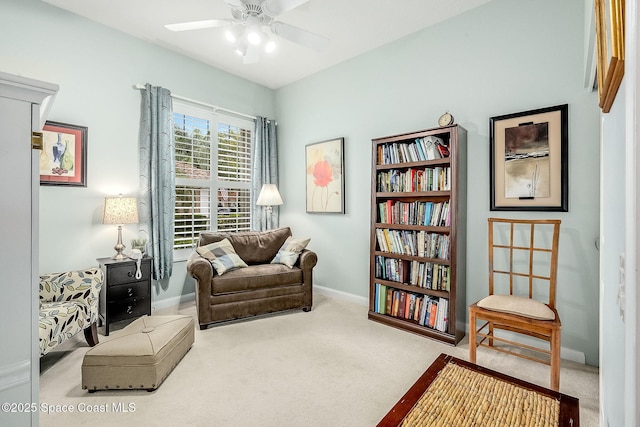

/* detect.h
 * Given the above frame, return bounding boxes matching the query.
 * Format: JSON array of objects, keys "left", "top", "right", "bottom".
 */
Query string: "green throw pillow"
[
  {"left": 271, "top": 236, "right": 310, "bottom": 268},
  {"left": 196, "top": 238, "right": 248, "bottom": 275}
]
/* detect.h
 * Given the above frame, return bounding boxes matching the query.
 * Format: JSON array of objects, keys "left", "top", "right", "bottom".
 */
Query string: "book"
[
  {"left": 436, "top": 298, "right": 448, "bottom": 332},
  {"left": 414, "top": 297, "right": 422, "bottom": 322},
  {"left": 436, "top": 142, "right": 450, "bottom": 158},
  {"left": 398, "top": 292, "right": 406, "bottom": 318},
  {"left": 428, "top": 299, "right": 438, "bottom": 328},
  {"left": 408, "top": 294, "right": 416, "bottom": 320},
  {"left": 392, "top": 290, "right": 400, "bottom": 317},
  {"left": 378, "top": 284, "right": 387, "bottom": 314}
]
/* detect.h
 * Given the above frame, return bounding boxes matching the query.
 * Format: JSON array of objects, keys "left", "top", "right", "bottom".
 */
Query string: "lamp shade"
[
  {"left": 256, "top": 184, "right": 283, "bottom": 206},
  {"left": 103, "top": 196, "right": 139, "bottom": 225}
]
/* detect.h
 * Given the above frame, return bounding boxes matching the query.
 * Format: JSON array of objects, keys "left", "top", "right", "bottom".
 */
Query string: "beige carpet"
[{"left": 39, "top": 292, "right": 599, "bottom": 426}]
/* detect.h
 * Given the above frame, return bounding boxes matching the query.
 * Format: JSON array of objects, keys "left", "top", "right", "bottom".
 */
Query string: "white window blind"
[
  {"left": 174, "top": 185, "right": 211, "bottom": 250},
  {"left": 172, "top": 101, "right": 254, "bottom": 252},
  {"left": 218, "top": 123, "right": 252, "bottom": 182}
]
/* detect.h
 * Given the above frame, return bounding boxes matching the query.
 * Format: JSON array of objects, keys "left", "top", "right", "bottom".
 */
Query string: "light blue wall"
[
  {"left": 0, "top": 0, "right": 276, "bottom": 302},
  {"left": 276, "top": 0, "right": 601, "bottom": 365}
]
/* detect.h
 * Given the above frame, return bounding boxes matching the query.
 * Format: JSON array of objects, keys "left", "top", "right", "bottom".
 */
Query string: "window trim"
[{"left": 172, "top": 99, "right": 254, "bottom": 260}]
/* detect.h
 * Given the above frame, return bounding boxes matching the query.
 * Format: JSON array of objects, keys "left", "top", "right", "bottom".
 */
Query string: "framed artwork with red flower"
[
  {"left": 305, "top": 137, "right": 345, "bottom": 213},
  {"left": 39, "top": 121, "right": 87, "bottom": 187}
]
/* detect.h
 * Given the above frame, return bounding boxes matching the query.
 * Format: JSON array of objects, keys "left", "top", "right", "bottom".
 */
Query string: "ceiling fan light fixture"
[
  {"left": 225, "top": 25, "right": 244, "bottom": 43},
  {"left": 265, "top": 40, "right": 276, "bottom": 53},
  {"left": 247, "top": 30, "right": 262, "bottom": 45},
  {"left": 234, "top": 38, "right": 248, "bottom": 56}
]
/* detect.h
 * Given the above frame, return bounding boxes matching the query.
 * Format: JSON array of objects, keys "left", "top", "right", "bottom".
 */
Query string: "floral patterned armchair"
[{"left": 39, "top": 267, "right": 104, "bottom": 356}]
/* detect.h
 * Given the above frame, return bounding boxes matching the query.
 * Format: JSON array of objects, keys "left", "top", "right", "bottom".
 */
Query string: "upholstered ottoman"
[{"left": 82, "top": 315, "right": 194, "bottom": 392}]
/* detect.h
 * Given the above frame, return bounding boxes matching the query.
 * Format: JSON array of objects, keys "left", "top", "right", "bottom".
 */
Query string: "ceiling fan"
[{"left": 165, "top": 0, "right": 329, "bottom": 64}]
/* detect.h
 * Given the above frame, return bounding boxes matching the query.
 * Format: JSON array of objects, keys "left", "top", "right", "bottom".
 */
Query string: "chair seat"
[
  {"left": 477, "top": 294, "right": 555, "bottom": 320},
  {"left": 39, "top": 301, "right": 91, "bottom": 356}
]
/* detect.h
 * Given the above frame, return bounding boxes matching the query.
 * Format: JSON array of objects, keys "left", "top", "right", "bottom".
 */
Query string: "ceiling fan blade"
[
  {"left": 263, "top": 0, "right": 310, "bottom": 16},
  {"left": 243, "top": 44, "right": 260, "bottom": 64},
  {"left": 223, "top": 0, "right": 244, "bottom": 7},
  {"left": 270, "top": 22, "right": 329, "bottom": 51},
  {"left": 164, "top": 19, "right": 229, "bottom": 32}
]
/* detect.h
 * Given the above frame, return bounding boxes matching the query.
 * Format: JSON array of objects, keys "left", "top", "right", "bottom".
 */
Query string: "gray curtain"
[
  {"left": 139, "top": 83, "right": 175, "bottom": 280},
  {"left": 252, "top": 117, "right": 279, "bottom": 231}
]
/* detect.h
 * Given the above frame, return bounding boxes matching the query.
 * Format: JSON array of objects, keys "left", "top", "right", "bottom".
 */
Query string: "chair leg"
[
  {"left": 488, "top": 322, "right": 494, "bottom": 347},
  {"left": 550, "top": 328, "right": 561, "bottom": 391},
  {"left": 84, "top": 322, "right": 99, "bottom": 347},
  {"left": 469, "top": 309, "right": 477, "bottom": 364}
]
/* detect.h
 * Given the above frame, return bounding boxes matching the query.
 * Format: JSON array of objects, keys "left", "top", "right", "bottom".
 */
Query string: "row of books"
[
  {"left": 376, "top": 228, "right": 450, "bottom": 260},
  {"left": 373, "top": 283, "right": 449, "bottom": 332},
  {"left": 377, "top": 167, "right": 450, "bottom": 193},
  {"left": 378, "top": 200, "right": 450, "bottom": 227},
  {"left": 377, "top": 136, "right": 450, "bottom": 165},
  {"left": 374, "top": 256, "right": 450, "bottom": 290}
]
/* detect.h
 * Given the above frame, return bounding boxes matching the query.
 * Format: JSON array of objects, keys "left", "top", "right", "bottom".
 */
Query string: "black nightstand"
[{"left": 97, "top": 256, "right": 152, "bottom": 336}]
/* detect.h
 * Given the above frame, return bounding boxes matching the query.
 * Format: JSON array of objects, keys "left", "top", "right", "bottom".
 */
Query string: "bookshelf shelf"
[{"left": 369, "top": 124, "right": 467, "bottom": 345}]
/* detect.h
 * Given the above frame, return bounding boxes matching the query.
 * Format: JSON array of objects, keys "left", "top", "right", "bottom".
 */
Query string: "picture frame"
[
  {"left": 490, "top": 104, "right": 568, "bottom": 212},
  {"left": 39, "top": 121, "right": 87, "bottom": 187},
  {"left": 594, "top": 0, "right": 625, "bottom": 113},
  {"left": 305, "top": 137, "right": 345, "bottom": 213}
]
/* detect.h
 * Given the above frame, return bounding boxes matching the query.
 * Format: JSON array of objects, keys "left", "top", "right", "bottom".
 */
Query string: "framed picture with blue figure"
[{"left": 40, "top": 121, "right": 87, "bottom": 187}]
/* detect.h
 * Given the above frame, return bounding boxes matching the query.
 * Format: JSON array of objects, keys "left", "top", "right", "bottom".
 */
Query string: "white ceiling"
[{"left": 42, "top": 0, "right": 493, "bottom": 89}]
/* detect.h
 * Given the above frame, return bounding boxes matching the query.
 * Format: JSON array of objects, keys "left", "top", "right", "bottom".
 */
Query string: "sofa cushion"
[
  {"left": 198, "top": 227, "right": 291, "bottom": 264},
  {"left": 271, "top": 236, "right": 311, "bottom": 268},
  {"left": 196, "top": 238, "right": 248, "bottom": 275},
  {"left": 211, "top": 264, "right": 303, "bottom": 294}
]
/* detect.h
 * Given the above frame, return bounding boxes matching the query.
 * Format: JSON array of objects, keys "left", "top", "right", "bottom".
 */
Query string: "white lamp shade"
[
  {"left": 256, "top": 184, "right": 283, "bottom": 206},
  {"left": 103, "top": 196, "right": 139, "bottom": 224}
]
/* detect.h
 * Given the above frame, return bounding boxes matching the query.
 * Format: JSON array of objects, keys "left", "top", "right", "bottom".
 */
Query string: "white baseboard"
[
  {"left": 314, "top": 284, "right": 368, "bottom": 306},
  {"left": 151, "top": 292, "right": 195, "bottom": 312}
]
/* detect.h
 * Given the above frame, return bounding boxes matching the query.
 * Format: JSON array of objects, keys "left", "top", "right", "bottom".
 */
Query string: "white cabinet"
[{"left": 0, "top": 72, "right": 57, "bottom": 427}]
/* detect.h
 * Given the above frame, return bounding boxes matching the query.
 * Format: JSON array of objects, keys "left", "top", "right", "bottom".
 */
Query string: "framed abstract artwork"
[
  {"left": 39, "top": 121, "right": 87, "bottom": 187},
  {"left": 305, "top": 137, "right": 345, "bottom": 213},
  {"left": 490, "top": 104, "right": 568, "bottom": 212}
]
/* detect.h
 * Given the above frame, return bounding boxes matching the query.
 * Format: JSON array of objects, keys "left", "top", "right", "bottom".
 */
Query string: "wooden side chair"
[{"left": 469, "top": 218, "right": 562, "bottom": 391}]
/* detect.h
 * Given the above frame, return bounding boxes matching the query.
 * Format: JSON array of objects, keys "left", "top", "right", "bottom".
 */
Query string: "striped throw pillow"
[
  {"left": 196, "top": 238, "right": 248, "bottom": 275},
  {"left": 271, "top": 236, "right": 310, "bottom": 268}
]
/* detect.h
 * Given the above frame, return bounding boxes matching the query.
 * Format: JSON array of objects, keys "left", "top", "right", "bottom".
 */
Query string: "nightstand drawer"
[
  {"left": 108, "top": 298, "right": 149, "bottom": 323},
  {"left": 108, "top": 281, "right": 150, "bottom": 302},
  {"left": 107, "top": 259, "right": 151, "bottom": 283}
]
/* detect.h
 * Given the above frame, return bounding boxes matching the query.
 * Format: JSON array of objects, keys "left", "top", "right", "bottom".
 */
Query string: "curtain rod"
[{"left": 134, "top": 84, "right": 258, "bottom": 121}]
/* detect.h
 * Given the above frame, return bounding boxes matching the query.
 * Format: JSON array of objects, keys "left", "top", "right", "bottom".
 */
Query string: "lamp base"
[
  {"left": 111, "top": 251, "right": 128, "bottom": 260},
  {"left": 111, "top": 225, "right": 128, "bottom": 260}
]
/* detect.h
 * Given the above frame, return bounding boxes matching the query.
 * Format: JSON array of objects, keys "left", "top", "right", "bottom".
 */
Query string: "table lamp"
[{"left": 103, "top": 195, "right": 139, "bottom": 260}]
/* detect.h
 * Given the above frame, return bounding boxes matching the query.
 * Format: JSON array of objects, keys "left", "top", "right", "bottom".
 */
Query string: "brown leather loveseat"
[{"left": 186, "top": 227, "right": 317, "bottom": 330}]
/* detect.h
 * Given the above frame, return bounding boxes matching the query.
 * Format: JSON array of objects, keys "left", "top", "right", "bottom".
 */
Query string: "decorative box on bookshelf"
[{"left": 369, "top": 124, "right": 467, "bottom": 345}]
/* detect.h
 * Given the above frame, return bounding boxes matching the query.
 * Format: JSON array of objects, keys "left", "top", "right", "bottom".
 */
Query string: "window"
[{"left": 173, "top": 101, "right": 253, "bottom": 254}]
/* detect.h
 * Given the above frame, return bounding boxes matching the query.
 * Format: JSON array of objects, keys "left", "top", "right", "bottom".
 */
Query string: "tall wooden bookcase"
[{"left": 369, "top": 124, "right": 467, "bottom": 345}]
